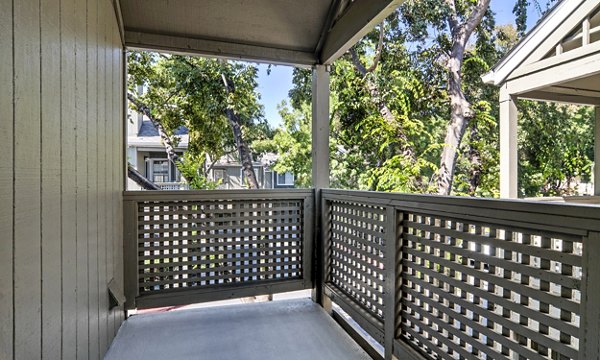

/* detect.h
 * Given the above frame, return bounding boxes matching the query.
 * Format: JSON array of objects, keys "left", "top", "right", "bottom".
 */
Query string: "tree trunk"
[
  {"left": 437, "top": 62, "right": 472, "bottom": 195},
  {"left": 127, "top": 93, "right": 194, "bottom": 184},
  {"left": 221, "top": 74, "right": 260, "bottom": 189},
  {"left": 467, "top": 126, "right": 482, "bottom": 195},
  {"left": 127, "top": 163, "right": 162, "bottom": 190},
  {"left": 436, "top": 0, "right": 491, "bottom": 195}
]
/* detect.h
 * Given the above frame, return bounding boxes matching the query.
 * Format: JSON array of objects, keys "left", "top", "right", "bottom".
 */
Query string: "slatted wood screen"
[
  {"left": 124, "top": 190, "right": 313, "bottom": 308},
  {"left": 401, "top": 212, "right": 583, "bottom": 360},
  {"left": 327, "top": 199, "right": 387, "bottom": 332},
  {"left": 321, "top": 190, "right": 600, "bottom": 360}
]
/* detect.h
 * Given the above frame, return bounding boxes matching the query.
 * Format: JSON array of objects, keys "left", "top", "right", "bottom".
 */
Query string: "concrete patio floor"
[{"left": 105, "top": 298, "right": 373, "bottom": 360}]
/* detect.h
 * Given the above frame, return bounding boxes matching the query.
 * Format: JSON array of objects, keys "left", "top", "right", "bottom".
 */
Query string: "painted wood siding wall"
[{"left": 0, "top": 0, "right": 125, "bottom": 359}]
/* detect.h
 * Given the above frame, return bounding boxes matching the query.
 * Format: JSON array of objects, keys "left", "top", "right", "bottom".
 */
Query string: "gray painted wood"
[
  {"left": 87, "top": 0, "right": 101, "bottom": 357},
  {"left": 41, "top": 1, "right": 62, "bottom": 358},
  {"left": 383, "top": 207, "right": 398, "bottom": 360},
  {"left": 14, "top": 1, "right": 42, "bottom": 358},
  {"left": 311, "top": 65, "right": 330, "bottom": 190},
  {"left": 98, "top": 1, "right": 109, "bottom": 353},
  {"left": 320, "top": 0, "right": 404, "bottom": 64},
  {"left": 61, "top": 0, "right": 78, "bottom": 357},
  {"left": 0, "top": 0, "right": 13, "bottom": 358},
  {"left": 1, "top": 0, "right": 125, "bottom": 358},
  {"left": 581, "top": 231, "right": 600, "bottom": 359},
  {"left": 74, "top": 0, "right": 90, "bottom": 357}
]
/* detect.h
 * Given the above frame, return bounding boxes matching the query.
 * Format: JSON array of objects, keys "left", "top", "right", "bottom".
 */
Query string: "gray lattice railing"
[
  {"left": 123, "top": 189, "right": 314, "bottom": 309},
  {"left": 321, "top": 190, "right": 600, "bottom": 360}
]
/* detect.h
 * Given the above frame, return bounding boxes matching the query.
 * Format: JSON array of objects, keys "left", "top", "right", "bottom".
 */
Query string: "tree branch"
[
  {"left": 127, "top": 92, "right": 193, "bottom": 184},
  {"left": 127, "top": 162, "right": 162, "bottom": 190},
  {"left": 463, "top": 0, "right": 491, "bottom": 38},
  {"left": 444, "top": 0, "right": 459, "bottom": 34},
  {"left": 350, "top": 48, "right": 368, "bottom": 76},
  {"left": 366, "top": 22, "right": 385, "bottom": 73},
  {"left": 350, "top": 22, "right": 385, "bottom": 76}
]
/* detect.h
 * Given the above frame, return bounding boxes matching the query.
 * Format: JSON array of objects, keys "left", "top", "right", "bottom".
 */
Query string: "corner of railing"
[
  {"left": 122, "top": 198, "right": 139, "bottom": 310},
  {"left": 580, "top": 231, "right": 600, "bottom": 359},
  {"left": 302, "top": 191, "right": 315, "bottom": 290},
  {"left": 384, "top": 206, "right": 400, "bottom": 360}
]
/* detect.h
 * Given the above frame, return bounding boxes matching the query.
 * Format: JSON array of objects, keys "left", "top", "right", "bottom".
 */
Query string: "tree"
[
  {"left": 127, "top": 52, "right": 269, "bottom": 189},
  {"left": 519, "top": 102, "right": 594, "bottom": 197},
  {"left": 262, "top": 0, "right": 591, "bottom": 199}
]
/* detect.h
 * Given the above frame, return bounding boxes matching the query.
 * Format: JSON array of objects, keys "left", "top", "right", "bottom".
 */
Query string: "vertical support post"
[
  {"left": 312, "top": 64, "right": 330, "bottom": 190},
  {"left": 580, "top": 232, "right": 600, "bottom": 359},
  {"left": 583, "top": 18, "right": 591, "bottom": 47},
  {"left": 319, "top": 195, "right": 333, "bottom": 312},
  {"left": 594, "top": 107, "right": 600, "bottom": 196},
  {"left": 499, "top": 86, "right": 518, "bottom": 199},
  {"left": 123, "top": 199, "right": 138, "bottom": 310},
  {"left": 311, "top": 65, "right": 330, "bottom": 304},
  {"left": 384, "top": 207, "right": 400, "bottom": 360},
  {"left": 122, "top": 49, "right": 128, "bottom": 190},
  {"left": 302, "top": 193, "right": 315, "bottom": 290}
]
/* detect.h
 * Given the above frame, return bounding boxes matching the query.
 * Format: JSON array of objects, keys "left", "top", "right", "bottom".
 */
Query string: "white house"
[{"left": 127, "top": 112, "right": 295, "bottom": 190}]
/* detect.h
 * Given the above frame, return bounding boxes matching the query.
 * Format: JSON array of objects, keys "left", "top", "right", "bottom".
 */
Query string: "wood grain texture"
[
  {"left": 13, "top": 0, "right": 42, "bottom": 358},
  {"left": 0, "top": 0, "right": 14, "bottom": 358},
  {"left": 60, "top": 0, "right": 78, "bottom": 357},
  {"left": 4, "top": 1, "right": 124, "bottom": 358},
  {"left": 87, "top": 0, "right": 100, "bottom": 357},
  {"left": 97, "top": 0, "right": 108, "bottom": 353},
  {"left": 41, "top": 0, "right": 63, "bottom": 358},
  {"left": 74, "top": 0, "right": 90, "bottom": 357}
]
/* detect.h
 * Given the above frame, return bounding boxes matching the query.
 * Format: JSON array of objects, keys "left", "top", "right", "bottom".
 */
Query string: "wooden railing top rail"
[
  {"left": 124, "top": 188, "right": 314, "bottom": 201},
  {"left": 322, "top": 189, "right": 600, "bottom": 235}
]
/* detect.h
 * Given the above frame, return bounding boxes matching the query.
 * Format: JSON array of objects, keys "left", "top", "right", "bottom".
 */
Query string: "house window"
[
  {"left": 152, "top": 160, "right": 170, "bottom": 182},
  {"left": 213, "top": 169, "right": 228, "bottom": 189},
  {"left": 146, "top": 157, "right": 181, "bottom": 183},
  {"left": 276, "top": 172, "right": 294, "bottom": 186}
]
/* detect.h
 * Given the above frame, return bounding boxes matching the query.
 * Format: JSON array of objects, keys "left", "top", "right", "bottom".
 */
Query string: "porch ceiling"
[
  {"left": 118, "top": 0, "right": 403, "bottom": 66},
  {"left": 519, "top": 72, "right": 600, "bottom": 106}
]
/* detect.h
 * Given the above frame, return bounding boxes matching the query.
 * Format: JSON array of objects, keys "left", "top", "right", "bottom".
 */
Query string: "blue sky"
[{"left": 256, "top": 0, "right": 546, "bottom": 128}]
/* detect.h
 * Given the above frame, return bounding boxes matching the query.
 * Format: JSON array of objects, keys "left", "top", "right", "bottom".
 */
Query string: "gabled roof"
[
  {"left": 116, "top": 0, "right": 403, "bottom": 66},
  {"left": 128, "top": 121, "right": 189, "bottom": 149},
  {"left": 483, "top": 0, "right": 595, "bottom": 86},
  {"left": 138, "top": 121, "right": 188, "bottom": 137}
]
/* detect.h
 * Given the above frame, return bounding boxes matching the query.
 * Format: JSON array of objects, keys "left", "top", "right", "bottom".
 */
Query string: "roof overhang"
[
  {"left": 116, "top": 0, "right": 403, "bottom": 66},
  {"left": 483, "top": 0, "right": 600, "bottom": 106},
  {"left": 482, "top": 0, "right": 583, "bottom": 86}
]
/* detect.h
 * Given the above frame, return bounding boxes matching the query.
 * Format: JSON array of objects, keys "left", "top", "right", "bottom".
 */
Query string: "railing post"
[
  {"left": 302, "top": 193, "right": 315, "bottom": 290},
  {"left": 123, "top": 199, "right": 139, "bottom": 310},
  {"left": 580, "top": 231, "right": 600, "bottom": 359},
  {"left": 313, "top": 192, "right": 332, "bottom": 310},
  {"left": 384, "top": 206, "right": 400, "bottom": 360}
]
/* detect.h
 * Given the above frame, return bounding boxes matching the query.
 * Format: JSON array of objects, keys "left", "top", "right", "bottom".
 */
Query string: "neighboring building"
[{"left": 127, "top": 113, "right": 294, "bottom": 190}]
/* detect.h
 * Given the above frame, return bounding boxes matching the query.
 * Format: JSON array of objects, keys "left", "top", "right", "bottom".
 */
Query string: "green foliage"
[
  {"left": 263, "top": 1, "right": 594, "bottom": 199},
  {"left": 177, "top": 153, "right": 219, "bottom": 190},
  {"left": 518, "top": 102, "right": 594, "bottom": 197},
  {"left": 127, "top": 52, "right": 270, "bottom": 188},
  {"left": 253, "top": 102, "right": 313, "bottom": 188}
]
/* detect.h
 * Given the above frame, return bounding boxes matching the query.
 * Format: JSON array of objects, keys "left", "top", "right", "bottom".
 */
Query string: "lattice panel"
[
  {"left": 328, "top": 200, "right": 387, "bottom": 320},
  {"left": 137, "top": 199, "right": 304, "bottom": 295},
  {"left": 400, "top": 212, "right": 583, "bottom": 360}
]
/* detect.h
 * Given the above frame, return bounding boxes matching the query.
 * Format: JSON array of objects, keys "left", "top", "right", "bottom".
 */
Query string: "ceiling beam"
[
  {"left": 319, "top": 0, "right": 404, "bottom": 65},
  {"left": 520, "top": 90, "right": 600, "bottom": 106},
  {"left": 547, "top": 85, "right": 600, "bottom": 98},
  {"left": 125, "top": 31, "right": 317, "bottom": 67}
]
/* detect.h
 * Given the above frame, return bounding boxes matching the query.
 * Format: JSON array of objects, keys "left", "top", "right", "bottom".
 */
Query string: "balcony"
[{"left": 111, "top": 188, "right": 600, "bottom": 360}]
